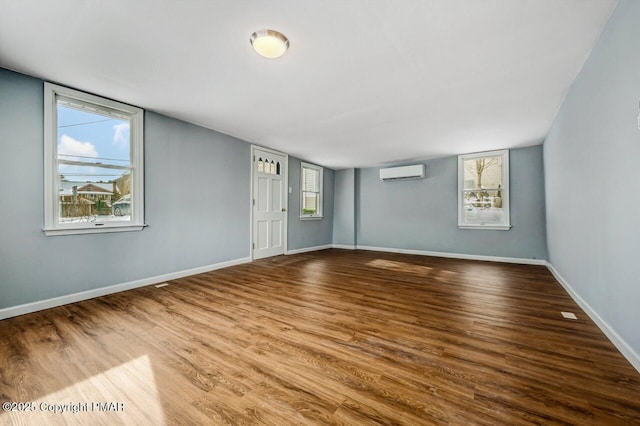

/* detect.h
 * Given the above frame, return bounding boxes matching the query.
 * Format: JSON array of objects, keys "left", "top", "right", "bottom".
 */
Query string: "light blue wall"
[
  {"left": 287, "top": 157, "right": 335, "bottom": 250},
  {"left": 0, "top": 68, "right": 336, "bottom": 310},
  {"left": 544, "top": 0, "right": 640, "bottom": 356},
  {"left": 332, "top": 168, "right": 356, "bottom": 246},
  {"left": 356, "top": 145, "right": 548, "bottom": 260},
  {"left": 0, "top": 68, "right": 251, "bottom": 309}
]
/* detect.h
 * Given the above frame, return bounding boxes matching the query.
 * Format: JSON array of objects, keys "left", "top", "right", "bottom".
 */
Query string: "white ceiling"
[{"left": 0, "top": 0, "right": 617, "bottom": 169}]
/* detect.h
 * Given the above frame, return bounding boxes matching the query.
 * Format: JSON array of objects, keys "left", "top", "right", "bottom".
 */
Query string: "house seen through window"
[{"left": 44, "top": 83, "right": 144, "bottom": 235}]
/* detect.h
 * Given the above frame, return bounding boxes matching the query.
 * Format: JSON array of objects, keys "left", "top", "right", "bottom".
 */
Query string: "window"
[
  {"left": 458, "top": 149, "right": 510, "bottom": 230},
  {"left": 43, "top": 83, "right": 145, "bottom": 235},
  {"left": 300, "top": 162, "right": 323, "bottom": 219}
]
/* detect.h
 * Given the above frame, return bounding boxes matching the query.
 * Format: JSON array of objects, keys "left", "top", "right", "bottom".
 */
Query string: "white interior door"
[{"left": 252, "top": 148, "right": 287, "bottom": 260}]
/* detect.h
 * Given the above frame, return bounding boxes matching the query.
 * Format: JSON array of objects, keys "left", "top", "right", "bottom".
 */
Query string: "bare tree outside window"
[
  {"left": 458, "top": 150, "right": 510, "bottom": 230},
  {"left": 465, "top": 158, "right": 496, "bottom": 189}
]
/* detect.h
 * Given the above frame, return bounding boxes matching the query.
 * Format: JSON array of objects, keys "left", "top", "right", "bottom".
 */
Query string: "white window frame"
[
  {"left": 43, "top": 82, "right": 145, "bottom": 236},
  {"left": 458, "top": 149, "right": 510, "bottom": 230},
  {"left": 300, "top": 162, "right": 323, "bottom": 219}
]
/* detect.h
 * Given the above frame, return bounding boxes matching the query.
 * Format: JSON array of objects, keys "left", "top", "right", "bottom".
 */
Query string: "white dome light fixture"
[{"left": 250, "top": 29, "right": 289, "bottom": 59}]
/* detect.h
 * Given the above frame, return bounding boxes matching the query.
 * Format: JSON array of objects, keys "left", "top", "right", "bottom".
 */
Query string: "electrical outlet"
[{"left": 561, "top": 311, "right": 577, "bottom": 320}]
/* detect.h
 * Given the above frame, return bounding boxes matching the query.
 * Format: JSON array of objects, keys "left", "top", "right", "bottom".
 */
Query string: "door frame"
[{"left": 250, "top": 145, "right": 289, "bottom": 261}]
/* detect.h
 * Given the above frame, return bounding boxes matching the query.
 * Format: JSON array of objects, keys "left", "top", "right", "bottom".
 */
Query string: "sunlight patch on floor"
[
  {"left": 1, "top": 355, "right": 164, "bottom": 425},
  {"left": 367, "top": 259, "right": 437, "bottom": 276}
]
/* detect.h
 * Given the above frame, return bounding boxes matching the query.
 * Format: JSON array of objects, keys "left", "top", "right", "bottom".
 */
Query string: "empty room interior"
[{"left": 1, "top": 0, "right": 640, "bottom": 424}]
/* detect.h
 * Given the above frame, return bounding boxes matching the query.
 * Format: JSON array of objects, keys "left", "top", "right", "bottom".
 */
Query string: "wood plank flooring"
[{"left": 1, "top": 249, "right": 639, "bottom": 425}]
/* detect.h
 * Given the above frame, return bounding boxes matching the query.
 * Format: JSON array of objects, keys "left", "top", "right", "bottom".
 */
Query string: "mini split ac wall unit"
[{"left": 379, "top": 164, "right": 426, "bottom": 181}]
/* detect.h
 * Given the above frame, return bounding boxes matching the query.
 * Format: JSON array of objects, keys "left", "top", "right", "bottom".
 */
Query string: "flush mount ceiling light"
[{"left": 250, "top": 29, "right": 289, "bottom": 59}]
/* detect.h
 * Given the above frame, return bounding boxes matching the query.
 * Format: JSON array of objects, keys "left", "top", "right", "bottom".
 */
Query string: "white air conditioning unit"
[{"left": 379, "top": 164, "right": 426, "bottom": 181}]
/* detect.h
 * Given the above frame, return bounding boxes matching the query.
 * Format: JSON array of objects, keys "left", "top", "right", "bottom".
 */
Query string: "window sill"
[
  {"left": 299, "top": 216, "right": 323, "bottom": 221},
  {"left": 458, "top": 225, "right": 511, "bottom": 231},
  {"left": 43, "top": 224, "right": 147, "bottom": 236}
]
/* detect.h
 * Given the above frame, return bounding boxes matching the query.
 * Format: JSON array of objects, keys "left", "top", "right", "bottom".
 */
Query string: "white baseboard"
[
  {"left": 0, "top": 257, "right": 251, "bottom": 321},
  {"left": 355, "top": 245, "right": 547, "bottom": 265},
  {"left": 545, "top": 262, "right": 640, "bottom": 374},
  {"left": 286, "top": 244, "right": 333, "bottom": 255},
  {"left": 332, "top": 244, "right": 356, "bottom": 250}
]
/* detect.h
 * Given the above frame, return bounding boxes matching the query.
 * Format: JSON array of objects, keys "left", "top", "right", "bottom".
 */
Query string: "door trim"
[{"left": 250, "top": 145, "right": 288, "bottom": 261}]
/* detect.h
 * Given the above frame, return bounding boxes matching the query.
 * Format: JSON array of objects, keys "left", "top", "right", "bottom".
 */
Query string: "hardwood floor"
[{"left": 1, "top": 249, "right": 639, "bottom": 425}]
